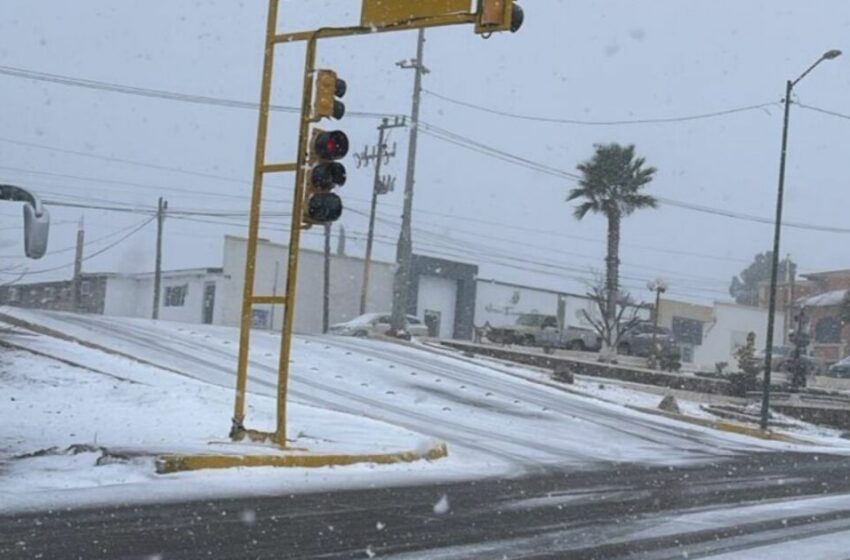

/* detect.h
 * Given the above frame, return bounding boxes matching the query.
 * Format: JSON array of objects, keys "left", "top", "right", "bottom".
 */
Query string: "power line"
[
  {"left": 11, "top": 216, "right": 155, "bottom": 279},
  {"left": 796, "top": 102, "right": 850, "bottom": 121},
  {"left": 423, "top": 88, "right": 779, "bottom": 126},
  {"left": 345, "top": 205, "right": 732, "bottom": 289},
  {"left": 0, "top": 164, "right": 262, "bottom": 201},
  {"left": 0, "top": 64, "right": 397, "bottom": 120},
  {"left": 0, "top": 135, "right": 252, "bottom": 185},
  {"left": 417, "top": 122, "right": 850, "bottom": 234},
  {"left": 0, "top": 218, "right": 154, "bottom": 259}
]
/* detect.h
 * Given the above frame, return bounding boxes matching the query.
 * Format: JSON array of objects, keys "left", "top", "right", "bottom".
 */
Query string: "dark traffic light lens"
[
  {"left": 311, "top": 162, "right": 347, "bottom": 190},
  {"left": 314, "top": 130, "right": 349, "bottom": 160},
  {"left": 510, "top": 4, "right": 524, "bottom": 32},
  {"left": 307, "top": 192, "right": 343, "bottom": 223},
  {"left": 335, "top": 78, "right": 347, "bottom": 98},
  {"left": 333, "top": 100, "right": 345, "bottom": 120}
]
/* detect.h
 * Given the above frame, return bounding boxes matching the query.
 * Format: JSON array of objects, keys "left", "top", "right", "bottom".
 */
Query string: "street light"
[
  {"left": 760, "top": 49, "right": 842, "bottom": 431},
  {"left": 648, "top": 279, "right": 668, "bottom": 370}
]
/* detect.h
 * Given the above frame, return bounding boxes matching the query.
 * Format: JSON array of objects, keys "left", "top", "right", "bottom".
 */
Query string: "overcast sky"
[{"left": 2, "top": 0, "right": 849, "bottom": 304}]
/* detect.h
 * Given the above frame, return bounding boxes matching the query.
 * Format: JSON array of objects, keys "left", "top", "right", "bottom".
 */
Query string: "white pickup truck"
[{"left": 487, "top": 313, "right": 601, "bottom": 351}]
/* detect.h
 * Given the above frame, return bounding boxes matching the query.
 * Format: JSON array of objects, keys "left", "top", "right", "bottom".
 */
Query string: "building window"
[
  {"left": 815, "top": 317, "right": 841, "bottom": 344},
  {"left": 7, "top": 287, "right": 18, "bottom": 303},
  {"left": 81, "top": 280, "right": 92, "bottom": 296},
  {"left": 672, "top": 316, "right": 704, "bottom": 345},
  {"left": 252, "top": 309, "right": 270, "bottom": 329},
  {"left": 164, "top": 285, "right": 188, "bottom": 307}
]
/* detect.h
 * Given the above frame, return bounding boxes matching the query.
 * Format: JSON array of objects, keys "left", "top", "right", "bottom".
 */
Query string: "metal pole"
[
  {"left": 650, "top": 287, "right": 661, "bottom": 369},
  {"left": 272, "top": 32, "right": 320, "bottom": 447},
  {"left": 360, "top": 119, "right": 388, "bottom": 315},
  {"left": 391, "top": 28, "right": 426, "bottom": 335},
  {"left": 323, "top": 223, "right": 331, "bottom": 333},
  {"left": 761, "top": 79, "right": 793, "bottom": 431},
  {"left": 152, "top": 197, "right": 167, "bottom": 320},
  {"left": 232, "top": 0, "right": 280, "bottom": 437},
  {"left": 71, "top": 216, "right": 84, "bottom": 312}
]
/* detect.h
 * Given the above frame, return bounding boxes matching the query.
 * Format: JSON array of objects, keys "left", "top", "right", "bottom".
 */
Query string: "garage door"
[{"left": 417, "top": 275, "right": 458, "bottom": 339}]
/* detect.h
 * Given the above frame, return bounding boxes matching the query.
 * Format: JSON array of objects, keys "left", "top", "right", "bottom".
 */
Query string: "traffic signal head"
[
  {"left": 311, "top": 162, "right": 347, "bottom": 190},
  {"left": 304, "top": 128, "right": 349, "bottom": 224},
  {"left": 313, "top": 130, "right": 349, "bottom": 160},
  {"left": 475, "top": 0, "right": 524, "bottom": 34},
  {"left": 314, "top": 70, "right": 347, "bottom": 120},
  {"left": 307, "top": 192, "right": 343, "bottom": 223}
]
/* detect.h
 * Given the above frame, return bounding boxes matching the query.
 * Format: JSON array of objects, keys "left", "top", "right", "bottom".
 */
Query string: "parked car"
[
  {"left": 328, "top": 313, "right": 429, "bottom": 338},
  {"left": 617, "top": 323, "right": 678, "bottom": 358},
  {"left": 754, "top": 346, "right": 794, "bottom": 371},
  {"left": 827, "top": 355, "right": 850, "bottom": 378},
  {"left": 486, "top": 313, "right": 599, "bottom": 350},
  {"left": 755, "top": 346, "right": 827, "bottom": 376}
]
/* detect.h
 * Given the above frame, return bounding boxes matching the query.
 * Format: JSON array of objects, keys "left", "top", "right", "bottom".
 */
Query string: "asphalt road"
[{"left": 3, "top": 451, "right": 850, "bottom": 559}]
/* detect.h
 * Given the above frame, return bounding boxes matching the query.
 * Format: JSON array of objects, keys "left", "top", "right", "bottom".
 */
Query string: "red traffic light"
[
  {"left": 307, "top": 192, "right": 343, "bottom": 223},
  {"left": 311, "top": 162, "right": 347, "bottom": 190},
  {"left": 313, "top": 130, "right": 349, "bottom": 160}
]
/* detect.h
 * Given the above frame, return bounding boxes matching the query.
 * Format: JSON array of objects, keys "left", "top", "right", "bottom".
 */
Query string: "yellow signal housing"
[
  {"left": 361, "top": 0, "right": 472, "bottom": 28},
  {"left": 313, "top": 70, "right": 338, "bottom": 120},
  {"left": 475, "top": 0, "right": 513, "bottom": 34}
]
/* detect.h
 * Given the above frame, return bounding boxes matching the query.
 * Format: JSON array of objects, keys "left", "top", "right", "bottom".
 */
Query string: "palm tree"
[{"left": 568, "top": 143, "right": 657, "bottom": 350}]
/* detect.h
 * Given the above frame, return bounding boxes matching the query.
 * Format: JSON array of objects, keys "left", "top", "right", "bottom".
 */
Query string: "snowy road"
[
  {"left": 1, "top": 309, "right": 782, "bottom": 473},
  {"left": 4, "top": 451, "right": 850, "bottom": 559},
  {"left": 5, "top": 310, "right": 850, "bottom": 556}
]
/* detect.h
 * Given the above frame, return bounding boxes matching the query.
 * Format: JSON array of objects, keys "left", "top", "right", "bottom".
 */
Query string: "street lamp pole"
[
  {"left": 648, "top": 279, "right": 668, "bottom": 370},
  {"left": 760, "top": 49, "right": 841, "bottom": 431}
]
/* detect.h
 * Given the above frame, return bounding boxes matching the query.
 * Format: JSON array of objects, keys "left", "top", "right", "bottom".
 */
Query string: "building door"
[
  {"left": 417, "top": 276, "right": 457, "bottom": 339},
  {"left": 202, "top": 282, "right": 216, "bottom": 324},
  {"left": 424, "top": 310, "right": 442, "bottom": 337}
]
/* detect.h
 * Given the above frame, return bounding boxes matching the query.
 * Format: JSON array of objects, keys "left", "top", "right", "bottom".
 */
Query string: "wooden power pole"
[
  {"left": 152, "top": 197, "right": 167, "bottom": 319},
  {"left": 71, "top": 216, "right": 85, "bottom": 312}
]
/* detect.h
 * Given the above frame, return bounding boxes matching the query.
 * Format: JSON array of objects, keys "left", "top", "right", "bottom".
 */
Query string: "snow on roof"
[{"left": 799, "top": 289, "right": 848, "bottom": 307}]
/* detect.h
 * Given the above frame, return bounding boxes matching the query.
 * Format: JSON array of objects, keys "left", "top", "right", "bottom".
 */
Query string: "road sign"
[{"left": 361, "top": 0, "right": 472, "bottom": 29}]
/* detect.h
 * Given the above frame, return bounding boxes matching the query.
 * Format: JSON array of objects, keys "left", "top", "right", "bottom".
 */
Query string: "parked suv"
[{"left": 617, "top": 323, "right": 678, "bottom": 358}]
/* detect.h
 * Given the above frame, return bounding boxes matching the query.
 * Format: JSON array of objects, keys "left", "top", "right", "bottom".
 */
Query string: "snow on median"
[{"left": 0, "top": 347, "right": 451, "bottom": 514}]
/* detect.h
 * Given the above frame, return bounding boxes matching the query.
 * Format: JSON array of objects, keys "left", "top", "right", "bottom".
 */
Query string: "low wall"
[
  {"left": 441, "top": 340, "right": 736, "bottom": 396},
  {"left": 772, "top": 404, "right": 850, "bottom": 431}
]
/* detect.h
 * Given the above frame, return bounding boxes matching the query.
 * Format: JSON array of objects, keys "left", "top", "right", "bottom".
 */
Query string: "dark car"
[
  {"left": 827, "top": 356, "right": 850, "bottom": 378},
  {"left": 617, "top": 323, "right": 678, "bottom": 359}
]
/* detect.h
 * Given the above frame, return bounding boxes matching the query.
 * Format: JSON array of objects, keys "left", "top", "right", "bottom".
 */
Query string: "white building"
[
  {"left": 475, "top": 278, "right": 650, "bottom": 331},
  {"left": 659, "top": 297, "right": 785, "bottom": 371},
  {"left": 103, "top": 268, "right": 224, "bottom": 325},
  {"left": 216, "top": 235, "right": 396, "bottom": 334}
]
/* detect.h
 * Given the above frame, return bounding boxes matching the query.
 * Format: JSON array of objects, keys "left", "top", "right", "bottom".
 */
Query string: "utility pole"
[
  {"left": 391, "top": 28, "right": 428, "bottom": 336},
  {"left": 323, "top": 222, "right": 331, "bottom": 333},
  {"left": 783, "top": 254, "right": 792, "bottom": 346},
  {"left": 71, "top": 216, "right": 84, "bottom": 312},
  {"left": 355, "top": 116, "right": 404, "bottom": 315},
  {"left": 152, "top": 197, "right": 167, "bottom": 320}
]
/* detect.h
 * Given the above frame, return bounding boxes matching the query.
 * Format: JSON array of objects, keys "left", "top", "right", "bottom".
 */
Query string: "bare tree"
[{"left": 581, "top": 281, "right": 642, "bottom": 361}]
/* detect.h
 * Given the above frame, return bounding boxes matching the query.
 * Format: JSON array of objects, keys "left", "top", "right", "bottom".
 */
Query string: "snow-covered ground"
[{"left": 2, "top": 308, "right": 849, "bottom": 514}]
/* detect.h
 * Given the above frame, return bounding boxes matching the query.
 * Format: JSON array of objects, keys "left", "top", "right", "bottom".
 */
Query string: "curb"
[
  {"left": 156, "top": 442, "right": 449, "bottom": 474},
  {"left": 628, "top": 405, "right": 810, "bottom": 444}
]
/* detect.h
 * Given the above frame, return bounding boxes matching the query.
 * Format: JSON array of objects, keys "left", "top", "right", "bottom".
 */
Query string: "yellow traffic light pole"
[{"left": 231, "top": 0, "right": 519, "bottom": 448}]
